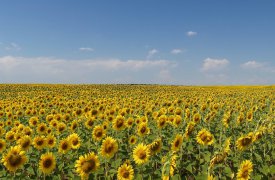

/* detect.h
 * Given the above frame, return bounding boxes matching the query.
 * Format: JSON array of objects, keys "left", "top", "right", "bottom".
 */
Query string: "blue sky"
[{"left": 0, "top": 0, "right": 275, "bottom": 84}]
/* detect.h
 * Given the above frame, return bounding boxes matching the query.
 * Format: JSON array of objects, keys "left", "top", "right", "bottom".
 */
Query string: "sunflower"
[
  {"left": 70, "top": 120, "right": 78, "bottom": 131},
  {"left": 113, "top": 115, "right": 126, "bottom": 131},
  {"left": 29, "top": 116, "right": 39, "bottom": 127},
  {"left": 253, "top": 131, "right": 263, "bottom": 142},
  {"left": 92, "top": 125, "right": 106, "bottom": 142},
  {"left": 137, "top": 122, "right": 150, "bottom": 137},
  {"left": 39, "top": 152, "right": 56, "bottom": 175},
  {"left": 18, "top": 135, "right": 32, "bottom": 151},
  {"left": 85, "top": 118, "right": 95, "bottom": 129},
  {"left": 5, "top": 131, "right": 15, "bottom": 142},
  {"left": 173, "top": 115, "right": 182, "bottom": 127},
  {"left": 171, "top": 134, "right": 183, "bottom": 152},
  {"left": 117, "top": 163, "right": 134, "bottom": 180},
  {"left": 157, "top": 115, "right": 167, "bottom": 129},
  {"left": 6, "top": 119, "right": 13, "bottom": 126},
  {"left": 169, "top": 154, "right": 177, "bottom": 176},
  {"left": 68, "top": 133, "right": 81, "bottom": 149},
  {"left": 33, "top": 136, "right": 46, "bottom": 150},
  {"left": 184, "top": 121, "right": 196, "bottom": 138},
  {"left": 149, "top": 138, "right": 162, "bottom": 155},
  {"left": 23, "top": 126, "right": 33, "bottom": 136},
  {"left": 210, "top": 153, "right": 226, "bottom": 168},
  {"left": 223, "top": 137, "right": 231, "bottom": 155},
  {"left": 126, "top": 117, "right": 134, "bottom": 128},
  {"left": 1, "top": 146, "right": 27, "bottom": 172},
  {"left": 236, "top": 133, "right": 253, "bottom": 151},
  {"left": 46, "top": 134, "right": 56, "bottom": 148},
  {"left": 75, "top": 152, "right": 100, "bottom": 179},
  {"left": 37, "top": 123, "right": 47, "bottom": 135},
  {"left": 133, "top": 143, "right": 150, "bottom": 165},
  {"left": 196, "top": 129, "right": 214, "bottom": 146},
  {"left": 57, "top": 122, "right": 67, "bottom": 134},
  {"left": 58, "top": 138, "right": 71, "bottom": 154},
  {"left": 128, "top": 135, "right": 137, "bottom": 145},
  {"left": 237, "top": 160, "right": 253, "bottom": 180},
  {"left": 0, "top": 139, "right": 6, "bottom": 153},
  {"left": 100, "top": 136, "right": 118, "bottom": 159},
  {"left": 50, "top": 119, "right": 58, "bottom": 129}
]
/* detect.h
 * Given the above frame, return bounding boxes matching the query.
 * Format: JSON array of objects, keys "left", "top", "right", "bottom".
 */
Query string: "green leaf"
[
  {"left": 171, "top": 174, "right": 181, "bottom": 180},
  {"left": 270, "top": 165, "right": 275, "bottom": 174},
  {"left": 224, "top": 167, "right": 231, "bottom": 176}
]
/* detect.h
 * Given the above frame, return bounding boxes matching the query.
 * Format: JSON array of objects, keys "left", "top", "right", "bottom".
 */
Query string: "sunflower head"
[
  {"left": 1, "top": 146, "right": 28, "bottom": 172},
  {"left": 117, "top": 163, "right": 134, "bottom": 180},
  {"left": 100, "top": 136, "right": 118, "bottom": 159},
  {"left": 58, "top": 138, "right": 71, "bottom": 154},
  {"left": 75, "top": 152, "right": 100, "bottom": 179},
  {"left": 128, "top": 135, "right": 137, "bottom": 145},
  {"left": 33, "top": 136, "right": 46, "bottom": 150},
  {"left": 196, "top": 129, "right": 214, "bottom": 146},
  {"left": 137, "top": 123, "right": 150, "bottom": 137},
  {"left": 149, "top": 138, "right": 162, "bottom": 155},
  {"left": 68, "top": 133, "right": 81, "bottom": 149},
  {"left": 237, "top": 160, "right": 253, "bottom": 180},
  {"left": 133, "top": 143, "right": 150, "bottom": 165},
  {"left": 18, "top": 135, "right": 32, "bottom": 151},
  {"left": 113, "top": 115, "right": 126, "bottom": 131},
  {"left": 171, "top": 134, "right": 183, "bottom": 152},
  {"left": 39, "top": 152, "right": 56, "bottom": 175},
  {"left": 0, "top": 139, "right": 6, "bottom": 153},
  {"left": 236, "top": 133, "right": 253, "bottom": 151},
  {"left": 46, "top": 135, "right": 56, "bottom": 148},
  {"left": 92, "top": 125, "right": 106, "bottom": 142}
]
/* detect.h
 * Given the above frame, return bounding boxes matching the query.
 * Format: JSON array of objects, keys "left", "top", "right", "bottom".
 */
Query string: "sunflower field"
[{"left": 0, "top": 84, "right": 274, "bottom": 180}]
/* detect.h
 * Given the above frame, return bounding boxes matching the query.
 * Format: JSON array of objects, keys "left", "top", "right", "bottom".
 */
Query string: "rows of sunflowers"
[{"left": 0, "top": 84, "right": 274, "bottom": 179}]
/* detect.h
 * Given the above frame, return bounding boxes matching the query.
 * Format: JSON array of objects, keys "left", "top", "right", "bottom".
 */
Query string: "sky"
[{"left": 0, "top": 0, "right": 275, "bottom": 85}]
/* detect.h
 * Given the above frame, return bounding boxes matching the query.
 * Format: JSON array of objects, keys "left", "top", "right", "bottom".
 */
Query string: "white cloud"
[
  {"left": 147, "top": 49, "right": 158, "bottom": 58},
  {"left": 171, "top": 49, "right": 183, "bottom": 54},
  {"left": 0, "top": 56, "right": 176, "bottom": 83},
  {"left": 4, "top": 43, "right": 21, "bottom": 51},
  {"left": 186, "top": 31, "right": 197, "bottom": 37},
  {"left": 79, "top": 47, "right": 94, "bottom": 52},
  {"left": 241, "top": 61, "right": 264, "bottom": 69},
  {"left": 201, "top": 58, "right": 229, "bottom": 72}
]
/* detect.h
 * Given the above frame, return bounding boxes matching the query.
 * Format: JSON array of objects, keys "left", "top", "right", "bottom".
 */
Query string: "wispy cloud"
[
  {"left": 241, "top": 60, "right": 264, "bottom": 69},
  {"left": 201, "top": 58, "right": 229, "bottom": 72},
  {"left": 0, "top": 56, "right": 176, "bottom": 83},
  {"left": 171, "top": 49, "right": 183, "bottom": 54},
  {"left": 3, "top": 43, "right": 21, "bottom": 51},
  {"left": 79, "top": 47, "right": 94, "bottom": 52},
  {"left": 186, "top": 31, "right": 197, "bottom": 37},
  {"left": 147, "top": 49, "right": 158, "bottom": 59}
]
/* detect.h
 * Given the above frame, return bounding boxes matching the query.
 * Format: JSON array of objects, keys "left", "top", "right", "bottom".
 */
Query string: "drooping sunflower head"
[
  {"left": 184, "top": 121, "right": 196, "bottom": 138},
  {"left": 117, "top": 163, "right": 134, "bottom": 180},
  {"left": 133, "top": 143, "right": 150, "bottom": 165},
  {"left": 236, "top": 133, "right": 253, "bottom": 151},
  {"left": 149, "top": 138, "right": 162, "bottom": 155},
  {"left": 237, "top": 160, "right": 253, "bottom": 180},
  {"left": 171, "top": 134, "right": 183, "bottom": 152},
  {"left": 100, "top": 136, "right": 118, "bottom": 159},
  {"left": 92, "top": 125, "right": 106, "bottom": 142},
  {"left": 68, "top": 133, "right": 81, "bottom": 149},
  {"left": 1, "top": 146, "right": 28, "bottom": 172},
  {"left": 0, "top": 139, "right": 6, "bottom": 153},
  {"left": 58, "top": 138, "right": 71, "bottom": 154},
  {"left": 39, "top": 152, "right": 56, "bottom": 175},
  {"left": 75, "top": 152, "right": 100, "bottom": 179}
]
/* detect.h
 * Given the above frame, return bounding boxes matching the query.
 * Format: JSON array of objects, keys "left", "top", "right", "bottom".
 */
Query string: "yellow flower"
[
  {"left": 18, "top": 135, "right": 32, "bottom": 151},
  {"left": 1, "top": 146, "right": 28, "bottom": 172},
  {"left": 137, "top": 122, "right": 150, "bottom": 137},
  {"left": 46, "top": 134, "right": 56, "bottom": 148},
  {"left": 223, "top": 137, "right": 231, "bottom": 155},
  {"left": 128, "top": 135, "right": 137, "bottom": 145},
  {"left": 133, "top": 143, "right": 150, "bottom": 165},
  {"left": 33, "top": 136, "right": 46, "bottom": 150},
  {"left": 236, "top": 133, "right": 253, "bottom": 151},
  {"left": 0, "top": 139, "right": 6, "bottom": 153},
  {"left": 58, "top": 138, "right": 71, "bottom": 154},
  {"left": 37, "top": 123, "right": 47, "bottom": 135},
  {"left": 75, "top": 152, "right": 100, "bottom": 179},
  {"left": 237, "top": 160, "right": 253, "bottom": 180},
  {"left": 100, "top": 136, "right": 118, "bottom": 159},
  {"left": 149, "top": 138, "right": 162, "bottom": 155},
  {"left": 92, "top": 125, "right": 106, "bottom": 142},
  {"left": 196, "top": 129, "right": 214, "bottom": 145},
  {"left": 68, "top": 133, "right": 81, "bottom": 149},
  {"left": 171, "top": 134, "right": 183, "bottom": 152},
  {"left": 184, "top": 121, "right": 196, "bottom": 138},
  {"left": 39, "top": 152, "right": 56, "bottom": 175},
  {"left": 113, "top": 115, "right": 126, "bottom": 131},
  {"left": 117, "top": 163, "right": 134, "bottom": 180}
]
